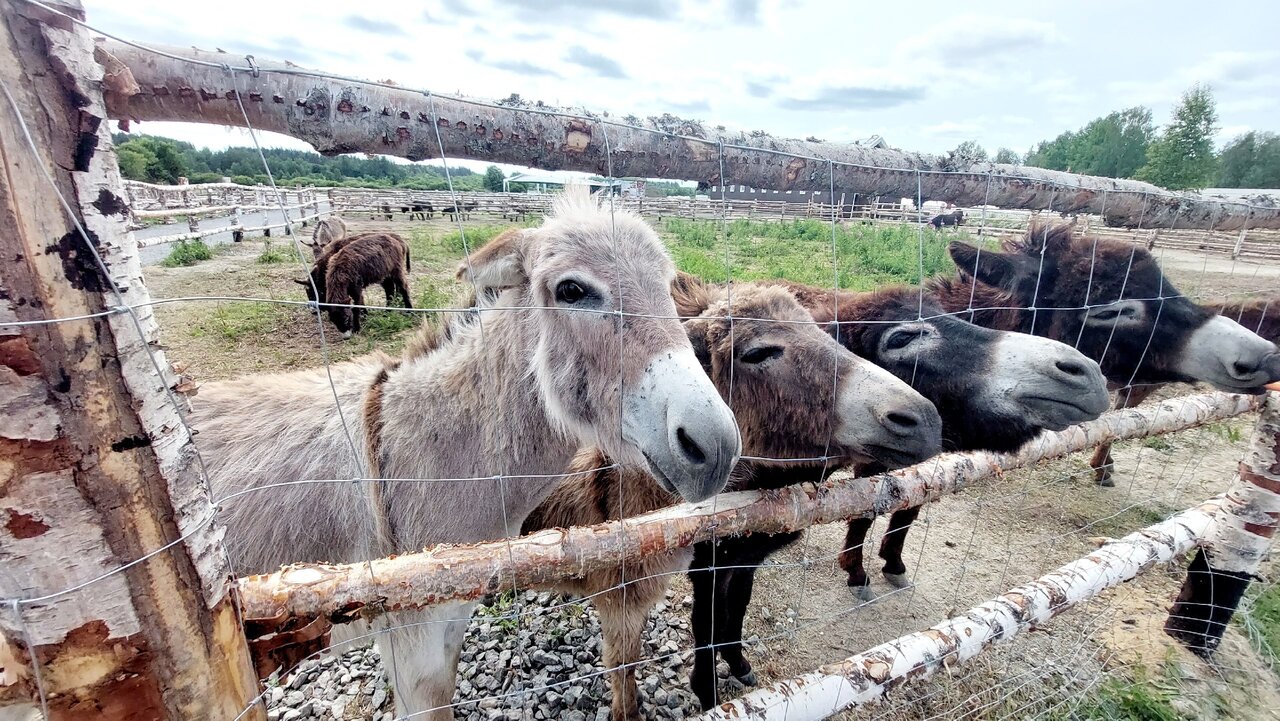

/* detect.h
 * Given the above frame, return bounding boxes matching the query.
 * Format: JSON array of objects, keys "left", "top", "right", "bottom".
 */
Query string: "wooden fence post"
[
  {"left": 1166, "top": 392, "right": 1280, "bottom": 655},
  {"left": 0, "top": 2, "right": 263, "bottom": 718}
]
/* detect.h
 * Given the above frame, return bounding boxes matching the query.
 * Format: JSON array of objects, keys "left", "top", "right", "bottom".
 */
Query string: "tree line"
[{"left": 951, "top": 84, "right": 1279, "bottom": 191}]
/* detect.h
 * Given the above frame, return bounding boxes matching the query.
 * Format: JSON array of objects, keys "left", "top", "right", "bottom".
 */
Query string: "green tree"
[
  {"left": 1217, "top": 131, "right": 1280, "bottom": 188},
  {"left": 483, "top": 165, "right": 506, "bottom": 192},
  {"left": 116, "top": 145, "right": 152, "bottom": 180},
  {"left": 147, "top": 141, "right": 187, "bottom": 184},
  {"left": 1024, "top": 107, "right": 1153, "bottom": 178},
  {"left": 1136, "top": 84, "right": 1219, "bottom": 190},
  {"left": 950, "top": 140, "right": 988, "bottom": 163},
  {"left": 993, "top": 147, "right": 1021, "bottom": 164}
]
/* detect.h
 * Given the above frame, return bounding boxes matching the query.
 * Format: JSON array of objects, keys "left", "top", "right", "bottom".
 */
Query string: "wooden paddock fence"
[
  {"left": 122, "top": 179, "right": 1280, "bottom": 262},
  {"left": 3, "top": 3, "right": 1279, "bottom": 719}
]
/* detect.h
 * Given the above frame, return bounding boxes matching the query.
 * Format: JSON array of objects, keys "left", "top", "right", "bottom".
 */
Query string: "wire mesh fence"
[{"left": 2, "top": 2, "right": 1280, "bottom": 721}]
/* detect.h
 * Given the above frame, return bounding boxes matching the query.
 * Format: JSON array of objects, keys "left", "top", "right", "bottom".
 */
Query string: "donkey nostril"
[
  {"left": 884, "top": 411, "right": 920, "bottom": 431},
  {"left": 1231, "top": 360, "right": 1258, "bottom": 378},
  {"left": 1056, "top": 359, "right": 1089, "bottom": 378},
  {"left": 676, "top": 427, "right": 707, "bottom": 465}
]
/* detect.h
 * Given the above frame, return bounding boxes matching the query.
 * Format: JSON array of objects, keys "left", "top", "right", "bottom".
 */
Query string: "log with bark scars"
[
  {"left": 694, "top": 494, "right": 1228, "bottom": 721},
  {"left": 1166, "top": 392, "right": 1280, "bottom": 655},
  {"left": 235, "top": 391, "right": 1259, "bottom": 628},
  {"left": 0, "top": 1, "right": 261, "bottom": 717},
  {"left": 92, "top": 39, "right": 1278, "bottom": 231}
]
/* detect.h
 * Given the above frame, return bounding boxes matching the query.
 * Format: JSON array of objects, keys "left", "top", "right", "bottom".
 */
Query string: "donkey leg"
[
  {"left": 717, "top": 565, "right": 759, "bottom": 686},
  {"left": 1092, "top": 386, "right": 1158, "bottom": 487},
  {"left": 595, "top": 578, "right": 664, "bottom": 721},
  {"left": 878, "top": 506, "right": 922, "bottom": 589},
  {"left": 687, "top": 559, "right": 725, "bottom": 712},
  {"left": 1090, "top": 442, "right": 1116, "bottom": 487},
  {"left": 378, "top": 604, "right": 473, "bottom": 721},
  {"left": 398, "top": 272, "right": 413, "bottom": 308},
  {"left": 381, "top": 279, "right": 397, "bottom": 307},
  {"left": 838, "top": 517, "right": 876, "bottom": 600}
]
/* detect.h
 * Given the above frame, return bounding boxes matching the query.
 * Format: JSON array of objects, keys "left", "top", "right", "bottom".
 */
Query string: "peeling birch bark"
[
  {"left": 236, "top": 391, "right": 1259, "bottom": 625},
  {"left": 1166, "top": 392, "right": 1280, "bottom": 654},
  {"left": 0, "top": 1, "right": 261, "bottom": 717},
  {"left": 695, "top": 495, "right": 1227, "bottom": 721},
  {"left": 94, "top": 40, "right": 1278, "bottom": 231}
]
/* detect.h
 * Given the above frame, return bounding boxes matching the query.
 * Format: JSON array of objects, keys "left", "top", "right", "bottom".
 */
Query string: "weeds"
[
  {"left": 161, "top": 239, "right": 213, "bottom": 267},
  {"left": 1143, "top": 436, "right": 1174, "bottom": 452},
  {"left": 1242, "top": 583, "right": 1280, "bottom": 674},
  {"left": 661, "top": 218, "right": 968, "bottom": 289},
  {"left": 1053, "top": 667, "right": 1182, "bottom": 721},
  {"left": 257, "top": 241, "right": 301, "bottom": 264},
  {"left": 1205, "top": 422, "right": 1245, "bottom": 444},
  {"left": 190, "top": 302, "right": 287, "bottom": 341}
]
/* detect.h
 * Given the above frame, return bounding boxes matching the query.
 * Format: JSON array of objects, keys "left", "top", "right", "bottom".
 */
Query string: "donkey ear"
[
  {"left": 949, "top": 242, "right": 1025, "bottom": 290},
  {"left": 670, "top": 271, "right": 714, "bottom": 319},
  {"left": 456, "top": 228, "right": 530, "bottom": 295}
]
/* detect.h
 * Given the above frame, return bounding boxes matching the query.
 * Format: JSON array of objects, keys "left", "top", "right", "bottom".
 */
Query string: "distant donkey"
[
  {"left": 930, "top": 209, "right": 964, "bottom": 228},
  {"left": 304, "top": 215, "right": 347, "bottom": 259}
]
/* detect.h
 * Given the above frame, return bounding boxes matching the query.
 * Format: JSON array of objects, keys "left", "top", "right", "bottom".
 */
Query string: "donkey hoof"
[
  {"left": 342, "top": 330, "right": 353, "bottom": 339},
  {"left": 735, "top": 669, "right": 758, "bottom": 686},
  {"left": 1094, "top": 468, "right": 1115, "bottom": 487},
  {"left": 883, "top": 571, "right": 912, "bottom": 589},
  {"left": 853, "top": 583, "right": 876, "bottom": 601}
]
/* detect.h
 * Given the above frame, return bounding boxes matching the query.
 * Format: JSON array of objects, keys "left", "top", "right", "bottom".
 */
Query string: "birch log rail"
[
  {"left": 0, "top": 0, "right": 261, "bottom": 717},
  {"left": 92, "top": 39, "right": 1279, "bottom": 231},
  {"left": 235, "top": 391, "right": 1261, "bottom": 629},
  {"left": 694, "top": 494, "right": 1228, "bottom": 721}
]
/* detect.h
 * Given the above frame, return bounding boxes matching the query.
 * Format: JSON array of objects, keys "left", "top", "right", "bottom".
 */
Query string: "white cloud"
[{"left": 922, "top": 121, "right": 981, "bottom": 138}]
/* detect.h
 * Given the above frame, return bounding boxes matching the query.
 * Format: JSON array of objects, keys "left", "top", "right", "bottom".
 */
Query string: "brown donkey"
[
  {"left": 683, "top": 280, "right": 1109, "bottom": 711},
  {"left": 195, "top": 188, "right": 741, "bottom": 721},
  {"left": 519, "top": 279, "right": 943, "bottom": 721},
  {"left": 941, "top": 224, "right": 1280, "bottom": 485}
]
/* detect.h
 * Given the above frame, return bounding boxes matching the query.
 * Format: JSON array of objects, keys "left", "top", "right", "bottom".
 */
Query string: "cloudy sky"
[{"left": 83, "top": 0, "right": 1278, "bottom": 173}]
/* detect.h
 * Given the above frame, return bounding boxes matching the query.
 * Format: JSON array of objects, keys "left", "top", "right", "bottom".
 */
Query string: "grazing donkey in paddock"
[
  {"left": 1084, "top": 293, "right": 1280, "bottom": 483},
  {"left": 294, "top": 230, "right": 369, "bottom": 306},
  {"left": 313, "top": 232, "right": 413, "bottom": 338},
  {"left": 304, "top": 215, "right": 348, "bottom": 258},
  {"left": 683, "top": 280, "right": 1109, "bottom": 711},
  {"left": 195, "top": 189, "right": 742, "bottom": 721},
  {"left": 520, "top": 280, "right": 943, "bottom": 721},
  {"left": 930, "top": 209, "right": 964, "bottom": 228},
  {"left": 941, "top": 224, "right": 1280, "bottom": 485}
]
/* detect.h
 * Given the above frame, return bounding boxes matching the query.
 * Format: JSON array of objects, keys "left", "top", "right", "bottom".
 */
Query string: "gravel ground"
[{"left": 266, "top": 588, "right": 765, "bottom": 720}]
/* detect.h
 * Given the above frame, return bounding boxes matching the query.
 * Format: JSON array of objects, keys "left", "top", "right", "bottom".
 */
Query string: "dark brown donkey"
[
  {"left": 684, "top": 280, "right": 1110, "bottom": 711},
  {"left": 521, "top": 279, "right": 943, "bottom": 721},
  {"left": 1084, "top": 293, "right": 1280, "bottom": 483},
  {"left": 941, "top": 225, "right": 1280, "bottom": 485},
  {"left": 295, "top": 231, "right": 413, "bottom": 338}
]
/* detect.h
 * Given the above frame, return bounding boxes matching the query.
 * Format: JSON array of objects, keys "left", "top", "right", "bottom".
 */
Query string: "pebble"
[{"left": 264, "top": 592, "right": 708, "bottom": 721}]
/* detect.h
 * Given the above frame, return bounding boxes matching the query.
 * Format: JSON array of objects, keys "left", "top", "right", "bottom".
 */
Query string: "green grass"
[
  {"left": 1243, "top": 583, "right": 1280, "bottom": 673},
  {"left": 161, "top": 239, "right": 214, "bottom": 267},
  {"left": 1205, "top": 422, "right": 1245, "bottom": 444},
  {"left": 660, "top": 218, "right": 972, "bottom": 290},
  {"left": 256, "top": 241, "right": 302, "bottom": 265},
  {"left": 1143, "top": 436, "right": 1174, "bottom": 451},
  {"left": 189, "top": 302, "right": 289, "bottom": 341},
  {"left": 1053, "top": 667, "right": 1183, "bottom": 721}
]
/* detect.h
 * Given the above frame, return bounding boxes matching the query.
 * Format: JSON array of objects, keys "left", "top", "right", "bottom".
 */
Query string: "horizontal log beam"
[
  {"left": 696, "top": 493, "right": 1227, "bottom": 721},
  {"left": 235, "top": 390, "right": 1260, "bottom": 624},
  {"left": 95, "top": 39, "right": 1278, "bottom": 231}
]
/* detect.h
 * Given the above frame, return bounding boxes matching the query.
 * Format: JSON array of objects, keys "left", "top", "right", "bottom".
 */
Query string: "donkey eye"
[
  {"left": 740, "top": 346, "right": 784, "bottom": 364},
  {"left": 555, "top": 280, "right": 588, "bottom": 304},
  {"left": 883, "top": 328, "right": 925, "bottom": 351}
]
